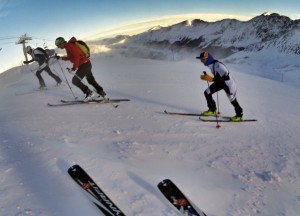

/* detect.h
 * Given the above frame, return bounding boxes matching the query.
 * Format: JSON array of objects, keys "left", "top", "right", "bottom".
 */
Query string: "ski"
[
  {"left": 61, "top": 99, "right": 130, "bottom": 103},
  {"left": 164, "top": 110, "right": 203, "bottom": 116},
  {"left": 68, "top": 164, "right": 126, "bottom": 216},
  {"left": 199, "top": 116, "right": 257, "bottom": 122},
  {"left": 47, "top": 99, "right": 129, "bottom": 107},
  {"left": 158, "top": 179, "right": 207, "bottom": 216}
]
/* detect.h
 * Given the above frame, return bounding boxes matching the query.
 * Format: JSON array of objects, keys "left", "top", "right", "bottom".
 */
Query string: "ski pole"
[
  {"left": 57, "top": 61, "right": 77, "bottom": 100},
  {"left": 51, "top": 68, "right": 63, "bottom": 83},
  {"left": 203, "top": 71, "right": 220, "bottom": 128},
  {"left": 67, "top": 68, "right": 88, "bottom": 87}
]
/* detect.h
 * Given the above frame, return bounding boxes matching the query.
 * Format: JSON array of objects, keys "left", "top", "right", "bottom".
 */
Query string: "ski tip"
[
  {"left": 68, "top": 164, "right": 80, "bottom": 173},
  {"left": 158, "top": 178, "right": 171, "bottom": 187}
]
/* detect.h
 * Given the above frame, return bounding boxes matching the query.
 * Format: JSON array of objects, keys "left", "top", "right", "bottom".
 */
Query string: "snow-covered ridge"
[
  {"left": 100, "top": 12, "right": 300, "bottom": 59},
  {"left": 140, "top": 13, "right": 298, "bottom": 52}
]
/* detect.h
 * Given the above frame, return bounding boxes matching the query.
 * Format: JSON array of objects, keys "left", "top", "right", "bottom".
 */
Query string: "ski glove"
[
  {"left": 54, "top": 54, "right": 60, "bottom": 60},
  {"left": 200, "top": 74, "right": 213, "bottom": 82},
  {"left": 67, "top": 67, "right": 76, "bottom": 75}
]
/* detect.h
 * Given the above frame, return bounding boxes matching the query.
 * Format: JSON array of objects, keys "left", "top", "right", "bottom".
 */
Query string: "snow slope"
[{"left": 0, "top": 56, "right": 300, "bottom": 216}]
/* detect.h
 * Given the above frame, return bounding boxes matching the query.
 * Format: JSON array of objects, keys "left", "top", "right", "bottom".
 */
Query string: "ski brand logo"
[
  {"left": 89, "top": 182, "right": 123, "bottom": 215},
  {"left": 82, "top": 182, "right": 91, "bottom": 190},
  {"left": 177, "top": 198, "right": 188, "bottom": 206}
]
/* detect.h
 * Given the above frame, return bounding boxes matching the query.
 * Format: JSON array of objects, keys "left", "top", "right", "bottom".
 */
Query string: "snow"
[{"left": 0, "top": 54, "right": 300, "bottom": 216}]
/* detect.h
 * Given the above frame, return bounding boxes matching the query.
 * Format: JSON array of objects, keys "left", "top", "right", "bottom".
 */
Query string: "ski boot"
[
  {"left": 95, "top": 90, "right": 109, "bottom": 101},
  {"left": 83, "top": 90, "right": 95, "bottom": 102},
  {"left": 201, "top": 109, "right": 216, "bottom": 116},
  {"left": 230, "top": 112, "right": 243, "bottom": 122}
]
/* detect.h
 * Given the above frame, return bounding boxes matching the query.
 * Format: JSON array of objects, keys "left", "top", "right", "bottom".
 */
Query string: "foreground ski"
[
  {"left": 164, "top": 110, "right": 203, "bottom": 116},
  {"left": 199, "top": 116, "right": 257, "bottom": 122},
  {"left": 68, "top": 164, "right": 125, "bottom": 216},
  {"left": 158, "top": 179, "right": 207, "bottom": 216}
]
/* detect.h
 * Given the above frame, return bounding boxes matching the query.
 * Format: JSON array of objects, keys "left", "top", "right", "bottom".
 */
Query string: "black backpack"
[{"left": 36, "top": 47, "right": 55, "bottom": 58}]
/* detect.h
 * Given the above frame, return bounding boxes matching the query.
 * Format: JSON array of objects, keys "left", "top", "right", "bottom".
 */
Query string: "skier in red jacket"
[{"left": 55, "top": 37, "right": 107, "bottom": 102}]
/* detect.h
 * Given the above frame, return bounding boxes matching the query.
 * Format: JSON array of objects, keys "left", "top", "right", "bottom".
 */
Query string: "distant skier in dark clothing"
[
  {"left": 54, "top": 37, "right": 107, "bottom": 102},
  {"left": 24, "top": 46, "right": 62, "bottom": 89},
  {"left": 196, "top": 51, "right": 243, "bottom": 121}
]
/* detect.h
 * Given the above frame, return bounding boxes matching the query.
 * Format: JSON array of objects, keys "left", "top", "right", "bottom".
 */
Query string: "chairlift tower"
[{"left": 16, "top": 34, "right": 32, "bottom": 61}]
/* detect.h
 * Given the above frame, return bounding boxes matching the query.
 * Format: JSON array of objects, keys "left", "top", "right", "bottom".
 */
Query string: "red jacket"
[{"left": 62, "top": 37, "right": 89, "bottom": 70}]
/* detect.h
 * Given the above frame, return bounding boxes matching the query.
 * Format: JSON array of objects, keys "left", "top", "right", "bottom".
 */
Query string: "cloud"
[
  {"left": 86, "top": 13, "right": 251, "bottom": 40},
  {"left": 294, "top": 14, "right": 300, "bottom": 19}
]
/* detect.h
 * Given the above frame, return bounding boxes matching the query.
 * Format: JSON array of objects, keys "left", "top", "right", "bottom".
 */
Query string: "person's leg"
[
  {"left": 84, "top": 62, "right": 105, "bottom": 95},
  {"left": 36, "top": 70, "right": 46, "bottom": 87},
  {"left": 72, "top": 66, "right": 90, "bottom": 94},
  {"left": 231, "top": 98, "right": 243, "bottom": 117},
  {"left": 44, "top": 66, "right": 62, "bottom": 84}
]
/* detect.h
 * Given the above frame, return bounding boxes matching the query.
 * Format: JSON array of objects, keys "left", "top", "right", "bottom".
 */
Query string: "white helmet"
[{"left": 26, "top": 46, "right": 32, "bottom": 53}]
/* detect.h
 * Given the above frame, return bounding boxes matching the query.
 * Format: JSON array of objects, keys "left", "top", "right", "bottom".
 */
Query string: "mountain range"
[{"left": 95, "top": 12, "right": 300, "bottom": 61}]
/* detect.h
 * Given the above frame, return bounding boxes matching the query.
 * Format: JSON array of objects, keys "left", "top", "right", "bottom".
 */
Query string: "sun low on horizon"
[{"left": 84, "top": 13, "right": 253, "bottom": 40}]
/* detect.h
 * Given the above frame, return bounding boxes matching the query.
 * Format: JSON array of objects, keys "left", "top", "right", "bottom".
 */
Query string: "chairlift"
[{"left": 43, "top": 40, "right": 48, "bottom": 49}]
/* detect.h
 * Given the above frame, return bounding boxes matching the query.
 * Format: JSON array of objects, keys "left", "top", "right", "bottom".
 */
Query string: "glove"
[
  {"left": 67, "top": 67, "right": 76, "bottom": 75},
  {"left": 200, "top": 74, "right": 213, "bottom": 82},
  {"left": 54, "top": 54, "right": 60, "bottom": 60}
]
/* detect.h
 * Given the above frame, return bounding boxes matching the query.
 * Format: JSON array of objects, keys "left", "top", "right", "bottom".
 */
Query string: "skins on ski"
[
  {"left": 199, "top": 116, "right": 257, "bottom": 122},
  {"left": 68, "top": 164, "right": 125, "bottom": 216},
  {"left": 158, "top": 179, "right": 207, "bottom": 216}
]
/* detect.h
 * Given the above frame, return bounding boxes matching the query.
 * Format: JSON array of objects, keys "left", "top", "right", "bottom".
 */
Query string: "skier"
[
  {"left": 24, "top": 46, "right": 62, "bottom": 89},
  {"left": 196, "top": 51, "right": 243, "bottom": 121},
  {"left": 54, "top": 37, "right": 107, "bottom": 102}
]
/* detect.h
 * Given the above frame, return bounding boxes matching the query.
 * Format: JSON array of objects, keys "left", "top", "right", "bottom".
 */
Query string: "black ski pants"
[
  {"left": 204, "top": 81, "right": 243, "bottom": 115},
  {"left": 72, "top": 61, "right": 104, "bottom": 94},
  {"left": 36, "top": 66, "right": 61, "bottom": 87}
]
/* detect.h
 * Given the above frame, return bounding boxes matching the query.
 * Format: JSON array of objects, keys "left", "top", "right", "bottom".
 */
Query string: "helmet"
[
  {"left": 55, "top": 37, "right": 66, "bottom": 46},
  {"left": 26, "top": 46, "right": 32, "bottom": 53}
]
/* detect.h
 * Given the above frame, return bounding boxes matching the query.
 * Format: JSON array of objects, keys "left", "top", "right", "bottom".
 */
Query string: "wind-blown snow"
[{"left": 0, "top": 55, "right": 300, "bottom": 216}]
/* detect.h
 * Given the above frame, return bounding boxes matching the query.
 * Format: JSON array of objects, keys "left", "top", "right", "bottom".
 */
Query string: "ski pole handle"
[{"left": 203, "top": 71, "right": 209, "bottom": 86}]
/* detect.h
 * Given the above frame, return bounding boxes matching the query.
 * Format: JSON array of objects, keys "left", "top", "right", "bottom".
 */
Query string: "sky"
[{"left": 1, "top": 0, "right": 300, "bottom": 73}]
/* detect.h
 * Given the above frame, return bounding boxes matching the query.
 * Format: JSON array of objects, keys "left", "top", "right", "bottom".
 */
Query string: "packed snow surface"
[{"left": 0, "top": 56, "right": 299, "bottom": 216}]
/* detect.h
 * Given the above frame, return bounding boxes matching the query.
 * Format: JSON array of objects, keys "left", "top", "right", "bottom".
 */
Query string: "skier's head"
[
  {"left": 55, "top": 37, "right": 66, "bottom": 48},
  {"left": 196, "top": 51, "right": 215, "bottom": 66},
  {"left": 26, "top": 46, "right": 32, "bottom": 54}
]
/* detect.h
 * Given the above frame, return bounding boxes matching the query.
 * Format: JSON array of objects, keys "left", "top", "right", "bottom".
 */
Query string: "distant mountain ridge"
[{"left": 99, "top": 12, "right": 300, "bottom": 60}]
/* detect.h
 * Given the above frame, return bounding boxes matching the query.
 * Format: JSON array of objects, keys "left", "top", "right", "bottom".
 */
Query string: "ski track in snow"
[{"left": 0, "top": 56, "right": 300, "bottom": 216}]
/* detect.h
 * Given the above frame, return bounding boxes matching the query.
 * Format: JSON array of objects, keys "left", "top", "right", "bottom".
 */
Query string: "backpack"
[
  {"left": 72, "top": 40, "right": 90, "bottom": 58},
  {"left": 36, "top": 47, "right": 55, "bottom": 58}
]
